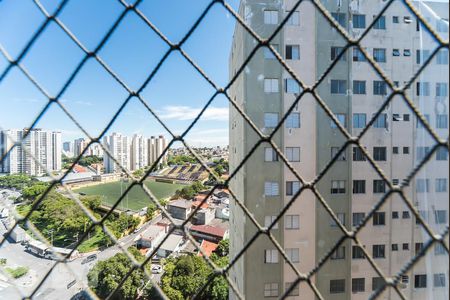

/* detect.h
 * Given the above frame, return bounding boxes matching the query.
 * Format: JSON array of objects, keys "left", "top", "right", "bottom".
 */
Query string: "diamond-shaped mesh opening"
[{"left": 0, "top": 0, "right": 448, "bottom": 299}]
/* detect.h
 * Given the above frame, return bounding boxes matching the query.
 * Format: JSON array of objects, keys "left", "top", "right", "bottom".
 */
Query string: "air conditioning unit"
[
  {"left": 393, "top": 114, "right": 403, "bottom": 121},
  {"left": 404, "top": 16, "right": 412, "bottom": 24}
]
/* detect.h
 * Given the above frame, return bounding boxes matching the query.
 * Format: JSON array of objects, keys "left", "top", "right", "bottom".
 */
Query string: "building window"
[
  {"left": 373, "top": 212, "right": 386, "bottom": 226},
  {"left": 392, "top": 244, "right": 398, "bottom": 251},
  {"left": 374, "top": 16, "right": 386, "bottom": 29},
  {"left": 264, "top": 113, "right": 278, "bottom": 128},
  {"left": 434, "top": 273, "right": 446, "bottom": 288},
  {"left": 353, "top": 81, "right": 366, "bottom": 95},
  {"left": 436, "top": 82, "right": 448, "bottom": 97},
  {"left": 436, "top": 49, "right": 449, "bottom": 65},
  {"left": 373, "top": 113, "right": 387, "bottom": 128},
  {"left": 373, "top": 81, "right": 387, "bottom": 95},
  {"left": 416, "top": 146, "right": 431, "bottom": 161},
  {"left": 403, "top": 147, "right": 409, "bottom": 154},
  {"left": 403, "top": 243, "right": 409, "bottom": 250},
  {"left": 436, "top": 178, "right": 448, "bottom": 192},
  {"left": 264, "top": 147, "right": 278, "bottom": 162},
  {"left": 353, "top": 14, "right": 366, "bottom": 28},
  {"left": 353, "top": 147, "right": 366, "bottom": 161},
  {"left": 332, "top": 12, "right": 346, "bottom": 27},
  {"left": 330, "top": 213, "right": 345, "bottom": 227},
  {"left": 402, "top": 211, "right": 410, "bottom": 219},
  {"left": 286, "top": 11, "right": 300, "bottom": 26},
  {"left": 353, "top": 48, "right": 366, "bottom": 62},
  {"left": 416, "top": 179, "right": 429, "bottom": 193},
  {"left": 415, "top": 242, "right": 424, "bottom": 255},
  {"left": 331, "top": 80, "right": 347, "bottom": 94},
  {"left": 286, "top": 181, "right": 301, "bottom": 196},
  {"left": 353, "top": 180, "right": 366, "bottom": 194},
  {"left": 393, "top": 147, "right": 399, "bottom": 154},
  {"left": 286, "top": 147, "right": 300, "bottom": 162},
  {"left": 373, "top": 147, "right": 387, "bottom": 161},
  {"left": 416, "top": 49, "right": 431, "bottom": 64},
  {"left": 331, "top": 46, "right": 346, "bottom": 61},
  {"left": 285, "top": 282, "right": 299, "bottom": 296},
  {"left": 437, "top": 18, "right": 449, "bottom": 32},
  {"left": 330, "top": 279, "right": 346, "bottom": 294},
  {"left": 264, "top": 10, "right": 278, "bottom": 25},
  {"left": 353, "top": 213, "right": 365, "bottom": 227},
  {"left": 352, "top": 246, "right": 365, "bottom": 259},
  {"left": 286, "top": 45, "right": 300, "bottom": 60},
  {"left": 436, "top": 114, "right": 448, "bottom": 129},
  {"left": 352, "top": 278, "right": 365, "bottom": 293},
  {"left": 373, "top": 180, "right": 386, "bottom": 193},
  {"left": 416, "top": 82, "right": 430, "bottom": 96},
  {"left": 392, "top": 49, "right": 400, "bottom": 56},
  {"left": 264, "top": 44, "right": 279, "bottom": 59},
  {"left": 392, "top": 211, "right": 399, "bottom": 219},
  {"left": 286, "top": 112, "right": 300, "bottom": 128},
  {"left": 436, "top": 147, "right": 448, "bottom": 161},
  {"left": 414, "top": 274, "right": 427, "bottom": 288},
  {"left": 264, "top": 182, "right": 279, "bottom": 196},
  {"left": 404, "top": 49, "right": 411, "bottom": 57},
  {"left": 285, "top": 215, "right": 299, "bottom": 229},
  {"left": 331, "top": 147, "right": 346, "bottom": 161},
  {"left": 264, "top": 283, "right": 279, "bottom": 297},
  {"left": 264, "top": 78, "right": 279, "bottom": 93},
  {"left": 264, "top": 216, "right": 279, "bottom": 229},
  {"left": 331, "top": 113, "right": 346, "bottom": 128},
  {"left": 403, "top": 114, "right": 410, "bottom": 121},
  {"left": 353, "top": 113, "right": 367, "bottom": 128},
  {"left": 393, "top": 16, "right": 399, "bottom": 23},
  {"left": 285, "top": 248, "right": 300, "bottom": 263},
  {"left": 435, "top": 243, "right": 446, "bottom": 255},
  {"left": 264, "top": 249, "right": 279, "bottom": 263},
  {"left": 373, "top": 48, "right": 387, "bottom": 62},
  {"left": 285, "top": 78, "right": 300, "bottom": 94},
  {"left": 401, "top": 275, "right": 409, "bottom": 285},
  {"left": 331, "top": 180, "right": 345, "bottom": 194},
  {"left": 372, "top": 277, "right": 385, "bottom": 291},
  {"left": 435, "top": 210, "right": 447, "bottom": 224},
  {"left": 372, "top": 245, "right": 386, "bottom": 258}
]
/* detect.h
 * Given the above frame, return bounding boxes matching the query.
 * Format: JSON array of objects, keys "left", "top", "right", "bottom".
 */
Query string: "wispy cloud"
[{"left": 159, "top": 105, "right": 229, "bottom": 121}]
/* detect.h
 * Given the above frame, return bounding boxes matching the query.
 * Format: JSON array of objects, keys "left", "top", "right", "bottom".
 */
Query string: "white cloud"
[{"left": 159, "top": 105, "right": 229, "bottom": 121}]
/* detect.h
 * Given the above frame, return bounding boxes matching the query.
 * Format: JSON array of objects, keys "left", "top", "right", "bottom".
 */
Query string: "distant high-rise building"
[
  {"left": 103, "top": 133, "right": 131, "bottom": 174},
  {"left": 229, "top": 1, "right": 448, "bottom": 299},
  {"left": 73, "top": 138, "right": 87, "bottom": 157},
  {"left": 0, "top": 128, "right": 62, "bottom": 176},
  {"left": 63, "top": 141, "right": 74, "bottom": 157},
  {"left": 131, "top": 134, "right": 148, "bottom": 171}
]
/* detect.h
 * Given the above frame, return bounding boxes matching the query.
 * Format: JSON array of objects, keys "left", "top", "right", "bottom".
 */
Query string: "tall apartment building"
[
  {"left": 229, "top": 1, "right": 448, "bottom": 299},
  {"left": 131, "top": 134, "right": 148, "bottom": 171},
  {"left": 0, "top": 128, "right": 62, "bottom": 176},
  {"left": 103, "top": 133, "right": 131, "bottom": 173},
  {"left": 103, "top": 133, "right": 167, "bottom": 174}
]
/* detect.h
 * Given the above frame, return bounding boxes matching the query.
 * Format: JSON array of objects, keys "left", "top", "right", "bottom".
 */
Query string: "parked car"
[
  {"left": 151, "top": 264, "right": 163, "bottom": 274},
  {"left": 81, "top": 254, "right": 97, "bottom": 264}
]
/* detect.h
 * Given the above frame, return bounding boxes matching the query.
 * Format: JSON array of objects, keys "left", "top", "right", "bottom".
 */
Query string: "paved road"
[{"left": 0, "top": 203, "right": 164, "bottom": 300}]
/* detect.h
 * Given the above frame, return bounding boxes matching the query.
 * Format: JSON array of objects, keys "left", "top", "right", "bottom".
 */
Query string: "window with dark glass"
[
  {"left": 331, "top": 46, "right": 346, "bottom": 61},
  {"left": 373, "top": 48, "right": 386, "bottom": 62},
  {"left": 373, "top": 244, "right": 385, "bottom": 258},
  {"left": 353, "top": 113, "right": 366, "bottom": 128},
  {"left": 331, "top": 80, "right": 347, "bottom": 94},
  {"left": 330, "top": 279, "right": 346, "bottom": 294},
  {"left": 372, "top": 277, "right": 385, "bottom": 291},
  {"left": 373, "top": 147, "right": 387, "bottom": 161},
  {"left": 353, "top": 180, "right": 366, "bottom": 194},
  {"left": 352, "top": 213, "right": 365, "bottom": 227},
  {"left": 353, "top": 14, "right": 366, "bottom": 28},
  {"left": 414, "top": 275, "right": 427, "bottom": 288},
  {"left": 353, "top": 80, "right": 366, "bottom": 94},
  {"left": 374, "top": 81, "right": 387, "bottom": 95},
  {"left": 373, "top": 16, "right": 386, "bottom": 29},
  {"left": 373, "top": 212, "right": 386, "bottom": 226},
  {"left": 331, "top": 12, "right": 346, "bottom": 27},
  {"left": 353, "top": 48, "right": 366, "bottom": 62},
  {"left": 352, "top": 246, "right": 365, "bottom": 259},
  {"left": 352, "top": 278, "right": 365, "bottom": 293},
  {"left": 353, "top": 147, "right": 366, "bottom": 161},
  {"left": 373, "top": 180, "right": 386, "bottom": 193}
]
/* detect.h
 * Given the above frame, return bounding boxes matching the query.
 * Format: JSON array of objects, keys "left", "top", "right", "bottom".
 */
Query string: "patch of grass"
[
  {"left": 6, "top": 266, "right": 29, "bottom": 278},
  {"left": 77, "top": 231, "right": 105, "bottom": 253},
  {"left": 0, "top": 258, "right": 6, "bottom": 266},
  {"left": 74, "top": 180, "right": 184, "bottom": 211}
]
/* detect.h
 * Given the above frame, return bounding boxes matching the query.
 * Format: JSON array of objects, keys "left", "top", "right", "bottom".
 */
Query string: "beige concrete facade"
[{"left": 230, "top": 0, "right": 448, "bottom": 299}]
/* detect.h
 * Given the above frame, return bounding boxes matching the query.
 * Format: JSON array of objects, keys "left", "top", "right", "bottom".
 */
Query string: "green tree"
[
  {"left": 88, "top": 247, "right": 151, "bottom": 299},
  {"left": 214, "top": 239, "right": 229, "bottom": 257}
]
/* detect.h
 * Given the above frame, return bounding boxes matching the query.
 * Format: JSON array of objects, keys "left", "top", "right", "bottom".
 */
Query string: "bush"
[{"left": 0, "top": 258, "right": 7, "bottom": 266}]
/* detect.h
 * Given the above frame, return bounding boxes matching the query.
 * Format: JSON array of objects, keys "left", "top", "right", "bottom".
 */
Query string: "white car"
[{"left": 151, "top": 265, "right": 163, "bottom": 274}]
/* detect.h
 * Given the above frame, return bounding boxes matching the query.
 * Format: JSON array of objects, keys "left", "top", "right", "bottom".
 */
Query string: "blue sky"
[{"left": 0, "top": 0, "right": 239, "bottom": 147}]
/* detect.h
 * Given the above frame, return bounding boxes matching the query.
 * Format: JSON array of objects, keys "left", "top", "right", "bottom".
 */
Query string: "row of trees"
[
  {"left": 172, "top": 181, "right": 205, "bottom": 200},
  {"left": 167, "top": 155, "right": 197, "bottom": 166},
  {"left": 62, "top": 154, "right": 103, "bottom": 169}
]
